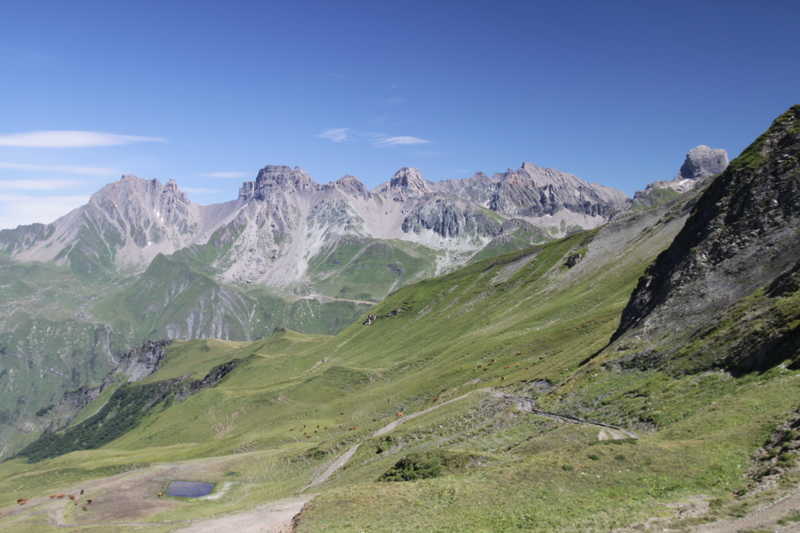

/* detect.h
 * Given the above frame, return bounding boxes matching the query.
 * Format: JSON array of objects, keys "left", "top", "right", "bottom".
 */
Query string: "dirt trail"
[
  {"left": 298, "top": 293, "right": 377, "bottom": 306},
  {"left": 372, "top": 391, "right": 477, "bottom": 438},
  {"left": 301, "top": 390, "right": 477, "bottom": 492},
  {"left": 173, "top": 495, "right": 314, "bottom": 533},
  {"left": 302, "top": 388, "right": 639, "bottom": 494},
  {"left": 302, "top": 444, "right": 361, "bottom": 491},
  {"left": 492, "top": 391, "right": 639, "bottom": 439}
]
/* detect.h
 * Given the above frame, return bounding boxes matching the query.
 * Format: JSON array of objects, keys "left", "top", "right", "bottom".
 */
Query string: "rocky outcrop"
[
  {"left": 489, "top": 162, "right": 627, "bottom": 218},
  {"left": 629, "top": 145, "right": 730, "bottom": 211},
  {"left": 678, "top": 145, "right": 729, "bottom": 181},
  {"left": 115, "top": 340, "right": 171, "bottom": 382},
  {"left": 386, "top": 167, "right": 431, "bottom": 200},
  {"left": 238, "top": 165, "right": 318, "bottom": 201},
  {"left": 613, "top": 105, "right": 800, "bottom": 342},
  {"left": 750, "top": 408, "right": 800, "bottom": 482},
  {"left": 401, "top": 200, "right": 502, "bottom": 239}
]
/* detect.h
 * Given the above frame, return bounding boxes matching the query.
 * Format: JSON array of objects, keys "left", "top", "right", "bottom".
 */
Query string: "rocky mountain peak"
[
  {"left": 390, "top": 167, "right": 429, "bottom": 194},
  {"left": 239, "top": 165, "right": 317, "bottom": 201},
  {"left": 520, "top": 161, "right": 545, "bottom": 175},
  {"left": 91, "top": 175, "right": 189, "bottom": 206},
  {"left": 334, "top": 175, "right": 368, "bottom": 196},
  {"left": 164, "top": 178, "right": 180, "bottom": 193},
  {"left": 678, "top": 145, "right": 729, "bottom": 181}
]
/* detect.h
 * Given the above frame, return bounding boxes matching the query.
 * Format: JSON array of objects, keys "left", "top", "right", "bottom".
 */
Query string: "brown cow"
[
  {"left": 68, "top": 494, "right": 76, "bottom": 501},
  {"left": 16, "top": 498, "right": 27, "bottom": 505},
  {"left": 86, "top": 499, "right": 93, "bottom": 505}
]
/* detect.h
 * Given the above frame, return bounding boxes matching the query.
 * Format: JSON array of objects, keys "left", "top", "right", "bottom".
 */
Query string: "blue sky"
[{"left": 0, "top": 0, "right": 798, "bottom": 228}]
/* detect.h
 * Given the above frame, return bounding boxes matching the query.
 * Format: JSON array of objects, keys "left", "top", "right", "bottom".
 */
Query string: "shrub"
[{"left": 380, "top": 452, "right": 442, "bottom": 481}]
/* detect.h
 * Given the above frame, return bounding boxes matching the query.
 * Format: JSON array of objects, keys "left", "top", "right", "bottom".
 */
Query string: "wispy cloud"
[
  {"left": 0, "top": 193, "right": 89, "bottom": 229},
  {"left": 0, "top": 179, "right": 82, "bottom": 191},
  {"left": 202, "top": 171, "right": 248, "bottom": 179},
  {"left": 0, "top": 161, "right": 117, "bottom": 176},
  {"left": 0, "top": 130, "right": 166, "bottom": 148},
  {"left": 318, "top": 128, "right": 432, "bottom": 148},
  {"left": 317, "top": 128, "right": 350, "bottom": 143},
  {"left": 375, "top": 135, "right": 431, "bottom": 146}
]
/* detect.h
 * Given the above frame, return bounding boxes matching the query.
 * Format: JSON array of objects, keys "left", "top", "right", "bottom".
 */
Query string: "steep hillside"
[
  {"left": 0, "top": 254, "right": 368, "bottom": 461},
  {"left": 610, "top": 105, "right": 800, "bottom": 372}
]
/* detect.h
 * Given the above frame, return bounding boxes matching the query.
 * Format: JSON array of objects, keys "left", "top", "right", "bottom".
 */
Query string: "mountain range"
[{"left": 1, "top": 161, "right": 631, "bottom": 285}]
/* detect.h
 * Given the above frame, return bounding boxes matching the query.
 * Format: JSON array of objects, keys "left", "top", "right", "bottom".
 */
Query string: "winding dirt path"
[{"left": 300, "top": 391, "right": 477, "bottom": 492}]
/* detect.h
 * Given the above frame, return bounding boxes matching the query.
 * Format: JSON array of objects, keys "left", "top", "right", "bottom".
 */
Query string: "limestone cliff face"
[
  {"left": 213, "top": 163, "right": 628, "bottom": 286},
  {"left": 489, "top": 162, "right": 628, "bottom": 219},
  {"left": 614, "top": 105, "right": 800, "bottom": 342},
  {"left": 0, "top": 160, "right": 628, "bottom": 287},
  {"left": 0, "top": 176, "right": 240, "bottom": 276},
  {"left": 401, "top": 200, "right": 503, "bottom": 239}
]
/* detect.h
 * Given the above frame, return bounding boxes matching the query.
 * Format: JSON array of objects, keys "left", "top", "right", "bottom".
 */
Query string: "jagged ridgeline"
[{"left": 0, "top": 163, "right": 628, "bottom": 287}]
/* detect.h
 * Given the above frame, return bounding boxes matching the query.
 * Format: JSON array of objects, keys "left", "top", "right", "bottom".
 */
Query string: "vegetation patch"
[{"left": 379, "top": 450, "right": 479, "bottom": 482}]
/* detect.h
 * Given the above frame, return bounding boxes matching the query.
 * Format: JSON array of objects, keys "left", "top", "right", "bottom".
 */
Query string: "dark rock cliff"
[{"left": 612, "top": 105, "right": 800, "bottom": 342}]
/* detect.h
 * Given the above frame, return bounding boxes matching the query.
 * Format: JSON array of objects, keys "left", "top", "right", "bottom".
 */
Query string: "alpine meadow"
[{"left": 1, "top": 2, "right": 799, "bottom": 532}]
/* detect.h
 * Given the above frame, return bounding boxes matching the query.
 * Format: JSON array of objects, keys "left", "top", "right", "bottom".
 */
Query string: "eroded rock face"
[
  {"left": 115, "top": 339, "right": 171, "bottom": 382},
  {"left": 1, "top": 160, "right": 628, "bottom": 287},
  {"left": 0, "top": 175, "right": 240, "bottom": 276},
  {"left": 401, "top": 200, "right": 503, "bottom": 239},
  {"left": 390, "top": 167, "right": 430, "bottom": 196},
  {"left": 489, "top": 162, "right": 628, "bottom": 218},
  {"left": 613, "top": 106, "right": 800, "bottom": 341},
  {"left": 239, "top": 165, "right": 317, "bottom": 201},
  {"left": 678, "top": 145, "right": 729, "bottom": 181}
]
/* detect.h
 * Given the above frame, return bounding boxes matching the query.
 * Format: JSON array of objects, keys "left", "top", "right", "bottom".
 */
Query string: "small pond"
[{"left": 166, "top": 481, "right": 215, "bottom": 498}]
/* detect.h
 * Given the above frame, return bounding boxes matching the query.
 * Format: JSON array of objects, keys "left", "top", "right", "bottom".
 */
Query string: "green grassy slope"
[{"left": 306, "top": 236, "right": 440, "bottom": 301}]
